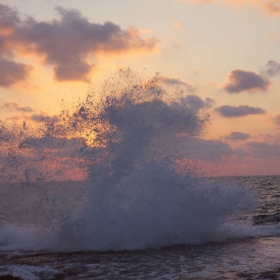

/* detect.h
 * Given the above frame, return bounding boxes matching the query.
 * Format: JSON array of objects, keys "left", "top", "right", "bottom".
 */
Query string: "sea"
[
  {"left": 1, "top": 71, "right": 280, "bottom": 279},
  {"left": 1, "top": 176, "right": 280, "bottom": 280}
]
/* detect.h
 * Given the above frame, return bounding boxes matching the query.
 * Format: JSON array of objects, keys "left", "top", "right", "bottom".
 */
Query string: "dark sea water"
[{"left": 1, "top": 175, "right": 280, "bottom": 280}]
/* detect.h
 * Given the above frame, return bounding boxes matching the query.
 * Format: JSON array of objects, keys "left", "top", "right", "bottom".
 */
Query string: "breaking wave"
[{"left": 0, "top": 69, "right": 256, "bottom": 251}]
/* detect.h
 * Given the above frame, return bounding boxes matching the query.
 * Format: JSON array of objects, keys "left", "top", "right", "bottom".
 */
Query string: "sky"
[{"left": 0, "top": 0, "right": 280, "bottom": 177}]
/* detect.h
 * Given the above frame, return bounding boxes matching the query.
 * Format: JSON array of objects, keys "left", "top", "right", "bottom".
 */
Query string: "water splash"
[{"left": 0, "top": 69, "right": 254, "bottom": 251}]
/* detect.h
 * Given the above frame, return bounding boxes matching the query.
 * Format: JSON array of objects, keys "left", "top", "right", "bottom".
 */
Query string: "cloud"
[
  {"left": 222, "top": 70, "right": 270, "bottom": 93},
  {"left": 246, "top": 141, "right": 280, "bottom": 158},
  {"left": 181, "top": 0, "right": 280, "bottom": 17},
  {"left": 215, "top": 105, "right": 267, "bottom": 117},
  {"left": 173, "top": 21, "right": 181, "bottom": 29},
  {"left": 0, "top": 57, "right": 32, "bottom": 87},
  {"left": 0, "top": 4, "right": 160, "bottom": 83},
  {"left": 29, "top": 113, "right": 60, "bottom": 123},
  {"left": 159, "top": 77, "right": 197, "bottom": 92},
  {"left": 269, "top": 114, "right": 280, "bottom": 126},
  {"left": 226, "top": 131, "right": 251, "bottom": 141},
  {"left": 262, "top": 60, "right": 280, "bottom": 77},
  {"left": 0, "top": 3, "right": 20, "bottom": 53},
  {"left": 180, "top": 95, "right": 215, "bottom": 111},
  {"left": 0, "top": 102, "right": 35, "bottom": 113},
  {"left": 265, "top": 0, "right": 280, "bottom": 15},
  {"left": 5, "top": 109, "right": 59, "bottom": 124}
]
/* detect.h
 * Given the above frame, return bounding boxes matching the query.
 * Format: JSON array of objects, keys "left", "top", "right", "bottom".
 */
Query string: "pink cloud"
[
  {"left": 0, "top": 4, "right": 160, "bottom": 83},
  {"left": 0, "top": 102, "right": 34, "bottom": 112},
  {"left": 0, "top": 57, "right": 32, "bottom": 87},
  {"left": 182, "top": 0, "right": 280, "bottom": 17}
]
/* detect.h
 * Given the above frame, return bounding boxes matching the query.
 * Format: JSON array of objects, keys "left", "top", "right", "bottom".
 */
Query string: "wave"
[{"left": 0, "top": 69, "right": 264, "bottom": 252}]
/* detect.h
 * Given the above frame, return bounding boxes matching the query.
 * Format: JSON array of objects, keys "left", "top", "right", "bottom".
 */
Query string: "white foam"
[{"left": 0, "top": 265, "right": 59, "bottom": 280}]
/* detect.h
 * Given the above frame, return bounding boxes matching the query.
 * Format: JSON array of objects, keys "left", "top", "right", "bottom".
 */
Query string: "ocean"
[
  {"left": 1, "top": 71, "right": 280, "bottom": 279},
  {"left": 1, "top": 176, "right": 280, "bottom": 279}
]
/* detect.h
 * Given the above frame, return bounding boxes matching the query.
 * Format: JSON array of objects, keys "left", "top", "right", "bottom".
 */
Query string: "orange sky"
[{"left": 0, "top": 0, "right": 280, "bottom": 177}]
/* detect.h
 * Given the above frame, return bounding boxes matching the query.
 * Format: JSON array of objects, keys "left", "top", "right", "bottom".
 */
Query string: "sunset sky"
[{"left": 1, "top": 0, "right": 280, "bottom": 176}]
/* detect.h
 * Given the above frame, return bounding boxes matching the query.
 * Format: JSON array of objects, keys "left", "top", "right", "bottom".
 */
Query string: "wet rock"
[{"left": 0, "top": 275, "right": 21, "bottom": 280}]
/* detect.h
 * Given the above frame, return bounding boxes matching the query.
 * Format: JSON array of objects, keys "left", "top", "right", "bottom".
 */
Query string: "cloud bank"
[
  {"left": 246, "top": 141, "right": 280, "bottom": 158},
  {"left": 0, "top": 4, "right": 159, "bottom": 83}
]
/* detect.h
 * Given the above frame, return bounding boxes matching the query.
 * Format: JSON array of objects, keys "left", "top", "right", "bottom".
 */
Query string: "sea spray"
[{"left": 0, "top": 69, "right": 254, "bottom": 251}]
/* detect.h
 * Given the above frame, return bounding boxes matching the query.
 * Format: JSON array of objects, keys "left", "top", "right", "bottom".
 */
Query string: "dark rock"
[{"left": 0, "top": 275, "right": 21, "bottom": 280}]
